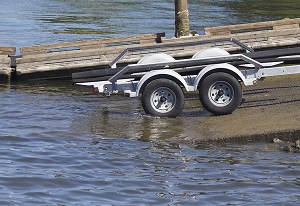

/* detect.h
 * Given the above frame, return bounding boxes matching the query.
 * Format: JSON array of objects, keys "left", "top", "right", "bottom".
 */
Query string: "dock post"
[
  {"left": 175, "top": 0, "right": 190, "bottom": 37},
  {"left": 0, "top": 46, "right": 16, "bottom": 83}
]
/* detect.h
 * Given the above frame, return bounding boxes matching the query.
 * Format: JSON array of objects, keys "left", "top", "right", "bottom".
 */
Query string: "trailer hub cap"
[
  {"left": 151, "top": 87, "right": 176, "bottom": 113},
  {"left": 208, "top": 81, "right": 234, "bottom": 106}
]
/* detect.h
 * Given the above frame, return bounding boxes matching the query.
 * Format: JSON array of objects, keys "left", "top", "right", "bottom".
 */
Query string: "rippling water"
[
  {"left": 0, "top": 81, "right": 299, "bottom": 205},
  {"left": 0, "top": 0, "right": 300, "bottom": 205},
  {"left": 1, "top": 0, "right": 299, "bottom": 47}
]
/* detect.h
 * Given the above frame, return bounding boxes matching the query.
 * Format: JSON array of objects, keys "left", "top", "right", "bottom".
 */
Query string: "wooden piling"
[
  {"left": 0, "top": 46, "right": 16, "bottom": 82},
  {"left": 175, "top": 0, "right": 190, "bottom": 37}
]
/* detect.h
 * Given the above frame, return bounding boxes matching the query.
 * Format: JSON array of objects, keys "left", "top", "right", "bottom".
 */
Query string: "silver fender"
[
  {"left": 136, "top": 69, "right": 191, "bottom": 96},
  {"left": 137, "top": 53, "right": 175, "bottom": 64},
  {"left": 194, "top": 63, "right": 252, "bottom": 89}
]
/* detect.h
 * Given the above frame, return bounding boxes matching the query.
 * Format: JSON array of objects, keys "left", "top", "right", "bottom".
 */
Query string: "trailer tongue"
[{"left": 73, "top": 38, "right": 300, "bottom": 118}]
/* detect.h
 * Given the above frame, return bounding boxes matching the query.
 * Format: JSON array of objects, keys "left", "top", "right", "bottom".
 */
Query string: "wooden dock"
[
  {"left": 0, "top": 46, "right": 15, "bottom": 81},
  {"left": 1, "top": 18, "right": 300, "bottom": 82}
]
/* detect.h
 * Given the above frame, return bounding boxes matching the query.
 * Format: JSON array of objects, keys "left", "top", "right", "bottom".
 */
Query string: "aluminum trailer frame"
[
  {"left": 72, "top": 38, "right": 300, "bottom": 84},
  {"left": 78, "top": 57, "right": 300, "bottom": 95},
  {"left": 72, "top": 37, "right": 254, "bottom": 83}
]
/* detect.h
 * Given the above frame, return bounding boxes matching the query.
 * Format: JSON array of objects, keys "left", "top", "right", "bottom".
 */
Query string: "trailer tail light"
[
  {"left": 124, "top": 90, "right": 138, "bottom": 98},
  {"left": 93, "top": 87, "right": 99, "bottom": 93}
]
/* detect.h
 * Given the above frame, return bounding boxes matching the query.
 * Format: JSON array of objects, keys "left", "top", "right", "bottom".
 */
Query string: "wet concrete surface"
[
  {"left": 185, "top": 74, "right": 300, "bottom": 142},
  {"left": 31, "top": 73, "right": 298, "bottom": 143}
]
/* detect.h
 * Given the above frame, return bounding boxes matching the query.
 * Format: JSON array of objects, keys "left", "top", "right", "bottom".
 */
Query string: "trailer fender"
[
  {"left": 136, "top": 69, "right": 190, "bottom": 96},
  {"left": 195, "top": 63, "right": 253, "bottom": 89}
]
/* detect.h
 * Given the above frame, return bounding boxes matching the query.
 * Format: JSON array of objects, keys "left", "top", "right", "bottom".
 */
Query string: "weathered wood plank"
[
  {"left": 161, "top": 28, "right": 300, "bottom": 57},
  {"left": 205, "top": 18, "right": 300, "bottom": 36},
  {"left": 17, "top": 44, "right": 157, "bottom": 66},
  {"left": 17, "top": 41, "right": 187, "bottom": 65},
  {"left": 0, "top": 55, "right": 10, "bottom": 64},
  {"left": 162, "top": 28, "right": 300, "bottom": 46},
  {"left": 0, "top": 46, "right": 16, "bottom": 55},
  {"left": 16, "top": 53, "right": 146, "bottom": 73},
  {"left": 20, "top": 33, "right": 165, "bottom": 55},
  {"left": 0, "top": 55, "right": 12, "bottom": 80}
]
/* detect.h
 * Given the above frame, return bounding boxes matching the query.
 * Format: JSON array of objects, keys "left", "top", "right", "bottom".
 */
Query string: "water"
[
  {"left": 1, "top": 0, "right": 299, "bottom": 47},
  {"left": 0, "top": 1, "right": 300, "bottom": 205}
]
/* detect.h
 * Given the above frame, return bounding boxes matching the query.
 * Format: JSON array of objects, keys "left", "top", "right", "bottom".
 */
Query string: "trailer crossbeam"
[
  {"left": 108, "top": 54, "right": 263, "bottom": 83},
  {"left": 109, "top": 37, "right": 254, "bottom": 69}
]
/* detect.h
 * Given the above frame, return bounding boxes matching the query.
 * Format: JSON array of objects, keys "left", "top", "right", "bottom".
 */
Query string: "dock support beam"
[{"left": 175, "top": 0, "right": 190, "bottom": 38}]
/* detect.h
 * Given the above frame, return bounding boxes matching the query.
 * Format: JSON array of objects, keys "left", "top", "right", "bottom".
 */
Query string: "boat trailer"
[{"left": 72, "top": 38, "right": 300, "bottom": 117}]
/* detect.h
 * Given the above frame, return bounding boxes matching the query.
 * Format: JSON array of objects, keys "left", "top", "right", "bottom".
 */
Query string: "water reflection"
[
  {"left": 70, "top": 93, "right": 218, "bottom": 143},
  {"left": 188, "top": 0, "right": 300, "bottom": 29}
]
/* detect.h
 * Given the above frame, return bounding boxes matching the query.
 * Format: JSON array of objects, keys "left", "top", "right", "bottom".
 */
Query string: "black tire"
[
  {"left": 141, "top": 79, "right": 185, "bottom": 118},
  {"left": 199, "top": 72, "right": 242, "bottom": 115}
]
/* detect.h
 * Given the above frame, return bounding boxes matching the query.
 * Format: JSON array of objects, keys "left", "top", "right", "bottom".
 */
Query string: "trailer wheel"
[
  {"left": 142, "top": 79, "right": 184, "bottom": 118},
  {"left": 199, "top": 72, "right": 242, "bottom": 115}
]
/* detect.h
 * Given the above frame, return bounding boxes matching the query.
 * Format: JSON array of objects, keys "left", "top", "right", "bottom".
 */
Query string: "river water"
[{"left": 0, "top": 0, "right": 300, "bottom": 205}]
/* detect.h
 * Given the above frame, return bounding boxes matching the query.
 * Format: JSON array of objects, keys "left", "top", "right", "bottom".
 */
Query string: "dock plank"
[
  {"left": 0, "top": 46, "right": 16, "bottom": 55},
  {"left": 0, "top": 55, "right": 12, "bottom": 80},
  {"left": 20, "top": 33, "right": 165, "bottom": 55},
  {"left": 205, "top": 18, "right": 300, "bottom": 36}
]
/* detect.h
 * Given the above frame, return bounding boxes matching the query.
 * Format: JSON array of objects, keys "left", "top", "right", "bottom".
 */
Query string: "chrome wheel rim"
[
  {"left": 208, "top": 81, "right": 234, "bottom": 106},
  {"left": 150, "top": 87, "right": 176, "bottom": 113}
]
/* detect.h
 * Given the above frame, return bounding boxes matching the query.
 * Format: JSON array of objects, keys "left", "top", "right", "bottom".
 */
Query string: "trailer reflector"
[
  {"left": 124, "top": 90, "right": 137, "bottom": 98},
  {"left": 93, "top": 87, "right": 99, "bottom": 93}
]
